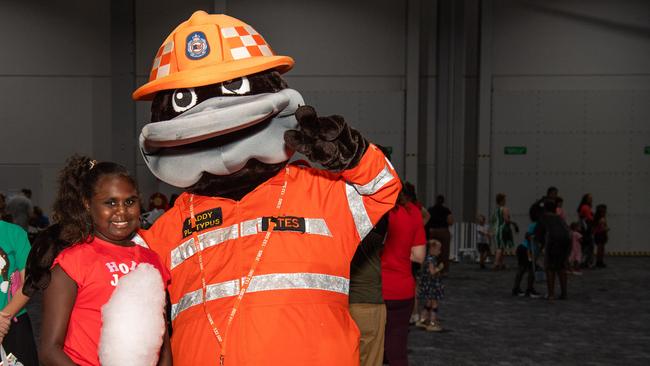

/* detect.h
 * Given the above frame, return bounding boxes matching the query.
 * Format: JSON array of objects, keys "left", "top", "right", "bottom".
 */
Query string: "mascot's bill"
[{"left": 134, "top": 11, "right": 400, "bottom": 366}]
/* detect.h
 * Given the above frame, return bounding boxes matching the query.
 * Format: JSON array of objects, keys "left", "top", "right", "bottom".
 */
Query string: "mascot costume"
[{"left": 134, "top": 11, "right": 400, "bottom": 366}]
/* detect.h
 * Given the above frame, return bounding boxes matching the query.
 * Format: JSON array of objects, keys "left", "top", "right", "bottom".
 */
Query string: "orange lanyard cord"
[{"left": 188, "top": 168, "right": 289, "bottom": 365}]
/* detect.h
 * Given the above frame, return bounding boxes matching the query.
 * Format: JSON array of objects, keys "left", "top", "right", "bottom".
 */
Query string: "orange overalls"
[{"left": 141, "top": 144, "right": 400, "bottom": 365}]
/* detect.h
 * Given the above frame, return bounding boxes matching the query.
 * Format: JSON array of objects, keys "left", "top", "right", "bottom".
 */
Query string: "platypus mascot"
[{"left": 134, "top": 11, "right": 400, "bottom": 366}]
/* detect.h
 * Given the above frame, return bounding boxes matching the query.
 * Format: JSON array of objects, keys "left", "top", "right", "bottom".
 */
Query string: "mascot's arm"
[{"left": 285, "top": 106, "right": 401, "bottom": 241}]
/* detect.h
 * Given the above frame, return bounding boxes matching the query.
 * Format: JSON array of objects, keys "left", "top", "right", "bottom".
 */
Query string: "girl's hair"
[
  {"left": 570, "top": 222, "right": 580, "bottom": 231},
  {"left": 496, "top": 193, "right": 506, "bottom": 205},
  {"left": 23, "top": 155, "right": 137, "bottom": 294}
]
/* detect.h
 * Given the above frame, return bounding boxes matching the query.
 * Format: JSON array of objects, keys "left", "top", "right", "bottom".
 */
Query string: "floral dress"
[
  {"left": 492, "top": 206, "right": 514, "bottom": 249},
  {"left": 417, "top": 254, "right": 444, "bottom": 301}
]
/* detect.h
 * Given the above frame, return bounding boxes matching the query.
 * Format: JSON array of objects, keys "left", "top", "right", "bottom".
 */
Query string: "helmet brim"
[{"left": 132, "top": 55, "right": 294, "bottom": 101}]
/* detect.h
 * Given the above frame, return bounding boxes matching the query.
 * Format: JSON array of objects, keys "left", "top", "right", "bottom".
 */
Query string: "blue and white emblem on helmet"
[{"left": 186, "top": 32, "right": 210, "bottom": 59}]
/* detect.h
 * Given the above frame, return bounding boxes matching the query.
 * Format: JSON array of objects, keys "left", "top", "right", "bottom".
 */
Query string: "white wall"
[{"left": 487, "top": 0, "right": 650, "bottom": 252}]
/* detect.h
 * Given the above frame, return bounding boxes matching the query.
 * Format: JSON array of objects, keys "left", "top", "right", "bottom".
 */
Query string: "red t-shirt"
[
  {"left": 579, "top": 204, "right": 593, "bottom": 221},
  {"left": 53, "top": 236, "right": 170, "bottom": 366},
  {"left": 381, "top": 202, "right": 427, "bottom": 300}
]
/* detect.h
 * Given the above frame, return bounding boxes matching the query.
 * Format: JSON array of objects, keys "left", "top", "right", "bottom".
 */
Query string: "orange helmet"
[{"left": 133, "top": 11, "right": 294, "bottom": 101}]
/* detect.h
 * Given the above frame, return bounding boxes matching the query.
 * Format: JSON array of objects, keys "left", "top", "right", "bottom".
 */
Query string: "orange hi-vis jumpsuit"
[{"left": 141, "top": 144, "right": 400, "bottom": 366}]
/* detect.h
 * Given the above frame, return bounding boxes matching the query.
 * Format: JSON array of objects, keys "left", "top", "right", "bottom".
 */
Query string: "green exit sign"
[
  {"left": 645, "top": 146, "right": 650, "bottom": 155},
  {"left": 504, "top": 146, "right": 527, "bottom": 155}
]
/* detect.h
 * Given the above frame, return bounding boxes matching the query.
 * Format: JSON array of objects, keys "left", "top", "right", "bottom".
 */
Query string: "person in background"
[
  {"left": 415, "top": 239, "right": 445, "bottom": 332},
  {"left": 491, "top": 193, "right": 514, "bottom": 270},
  {"left": 556, "top": 197, "right": 567, "bottom": 222},
  {"left": 381, "top": 187, "right": 426, "bottom": 366},
  {"left": 426, "top": 195, "right": 453, "bottom": 275},
  {"left": 536, "top": 199, "right": 571, "bottom": 300},
  {"left": 141, "top": 192, "right": 169, "bottom": 229},
  {"left": 349, "top": 214, "right": 388, "bottom": 366},
  {"left": 577, "top": 194, "right": 594, "bottom": 268},
  {"left": 512, "top": 210, "right": 541, "bottom": 298},
  {"left": 476, "top": 214, "right": 491, "bottom": 269},
  {"left": 568, "top": 222, "right": 583, "bottom": 275},
  {"left": 593, "top": 204, "right": 609, "bottom": 268},
  {"left": 0, "top": 219, "right": 39, "bottom": 365},
  {"left": 5, "top": 193, "right": 33, "bottom": 232},
  {"left": 30, "top": 206, "right": 50, "bottom": 229}
]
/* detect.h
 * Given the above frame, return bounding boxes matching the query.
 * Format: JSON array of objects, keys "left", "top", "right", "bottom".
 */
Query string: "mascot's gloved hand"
[{"left": 284, "top": 106, "right": 369, "bottom": 171}]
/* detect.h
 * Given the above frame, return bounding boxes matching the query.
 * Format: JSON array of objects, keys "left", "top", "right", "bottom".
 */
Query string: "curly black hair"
[{"left": 22, "top": 155, "right": 138, "bottom": 294}]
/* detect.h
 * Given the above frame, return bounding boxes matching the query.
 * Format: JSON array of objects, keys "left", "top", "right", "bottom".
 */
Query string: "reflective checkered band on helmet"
[
  {"left": 220, "top": 25, "right": 273, "bottom": 60},
  {"left": 150, "top": 41, "right": 175, "bottom": 81}
]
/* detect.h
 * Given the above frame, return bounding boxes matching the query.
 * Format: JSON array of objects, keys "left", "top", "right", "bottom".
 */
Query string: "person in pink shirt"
[
  {"left": 577, "top": 194, "right": 594, "bottom": 268},
  {"left": 568, "top": 222, "right": 583, "bottom": 275}
]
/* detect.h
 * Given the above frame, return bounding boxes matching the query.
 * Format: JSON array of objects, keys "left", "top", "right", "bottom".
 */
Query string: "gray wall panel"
[
  {"left": 228, "top": 0, "right": 406, "bottom": 77},
  {"left": 493, "top": 0, "right": 650, "bottom": 75},
  {"left": 0, "top": 1, "right": 110, "bottom": 75},
  {"left": 0, "top": 77, "right": 95, "bottom": 164}
]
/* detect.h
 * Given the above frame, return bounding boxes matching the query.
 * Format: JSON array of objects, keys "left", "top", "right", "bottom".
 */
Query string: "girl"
[
  {"left": 577, "top": 193, "right": 594, "bottom": 268},
  {"left": 593, "top": 204, "right": 609, "bottom": 268},
  {"left": 24, "top": 155, "right": 171, "bottom": 366},
  {"left": 491, "top": 193, "right": 515, "bottom": 270},
  {"left": 416, "top": 239, "right": 445, "bottom": 332},
  {"left": 476, "top": 214, "right": 491, "bottom": 270},
  {"left": 568, "top": 222, "right": 583, "bottom": 275}
]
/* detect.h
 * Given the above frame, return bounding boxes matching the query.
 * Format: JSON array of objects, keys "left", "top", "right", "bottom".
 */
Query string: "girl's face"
[{"left": 86, "top": 175, "right": 141, "bottom": 246}]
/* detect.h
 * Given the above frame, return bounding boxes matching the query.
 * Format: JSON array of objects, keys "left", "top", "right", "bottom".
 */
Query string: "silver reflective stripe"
[
  {"left": 241, "top": 218, "right": 262, "bottom": 237},
  {"left": 345, "top": 184, "right": 373, "bottom": 239},
  {"left": 170, "top": 273, "right": 349, "bottom": 320},
  {"left": 247, "top": 273, "right": 348, "bottom": 294},
  {"left": 304, "top": 218, "right": 332, "bottom": 237},
  {"left": 353, "top": 165, "right": 395, "bottom": 195},
  {"left": 171, "top": 218, "right": 332, "bottom": 269},
  {"left": 131, "top": 233, "right": 149, "bottom": 248},
  {"left": 240, "top": 218, "right": 332, "bottom": 237},
  {"left": 170, "top": 224, "right": 239, "bottom": 269}
]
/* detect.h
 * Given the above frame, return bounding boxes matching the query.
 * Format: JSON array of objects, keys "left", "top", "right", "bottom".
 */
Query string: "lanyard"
[{"left": 188, "top": 167, "right": 288, "bottom": 366}]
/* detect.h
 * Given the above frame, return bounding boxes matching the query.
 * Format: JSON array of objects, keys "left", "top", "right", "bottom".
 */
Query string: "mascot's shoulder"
[{"left": 288, "top": 160, "right": 346, "bottom": 185}]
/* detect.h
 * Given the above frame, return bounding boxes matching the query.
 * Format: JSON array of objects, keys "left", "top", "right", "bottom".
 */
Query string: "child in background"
[
  {"left": 512, "top": 212, "right": 541, "bottom": 298},
  {"left": 593, "top": 204, "right": 609, "bottom": 268},
  {"left": 568, "top": 223, "right": 583, "bottom": 275},
  {"left": 416, "top": 239, "right": 445, "bottom": 332},
  {"left": 476, "top": 215, "right": 491, "bottom": 269},
  {"left": 24, "top": 155, "right": 172, "bottom": 366}
]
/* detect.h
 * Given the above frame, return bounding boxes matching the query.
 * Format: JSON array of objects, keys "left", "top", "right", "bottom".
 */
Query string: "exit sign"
[
  {"left": 504, "top": 146, "right": 527, "bottom": 155},
  {"left": 645, "top": 146, "right": 650, "bottom": 155}
]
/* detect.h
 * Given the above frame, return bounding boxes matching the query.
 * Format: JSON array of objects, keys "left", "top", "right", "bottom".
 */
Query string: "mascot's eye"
[
  {"left": 172, "top": 88, "right": 198, "bottom": 113},
  {"left": 221, "top": 77, "right": 250, "bottom": 95}
]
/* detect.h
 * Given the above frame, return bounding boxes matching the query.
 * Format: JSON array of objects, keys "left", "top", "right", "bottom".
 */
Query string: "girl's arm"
[
  {"left": 428, "top": 261, "right": 437, "bottom": 275},
  {"left": 40, "top": 266, "right": 78, "bottom": 366},
  {"left": 0, "top": 269, "right": 30, "bottom": 343},
  {"left": 0, "top": 269, "right": 30, "bottom": 317}
]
